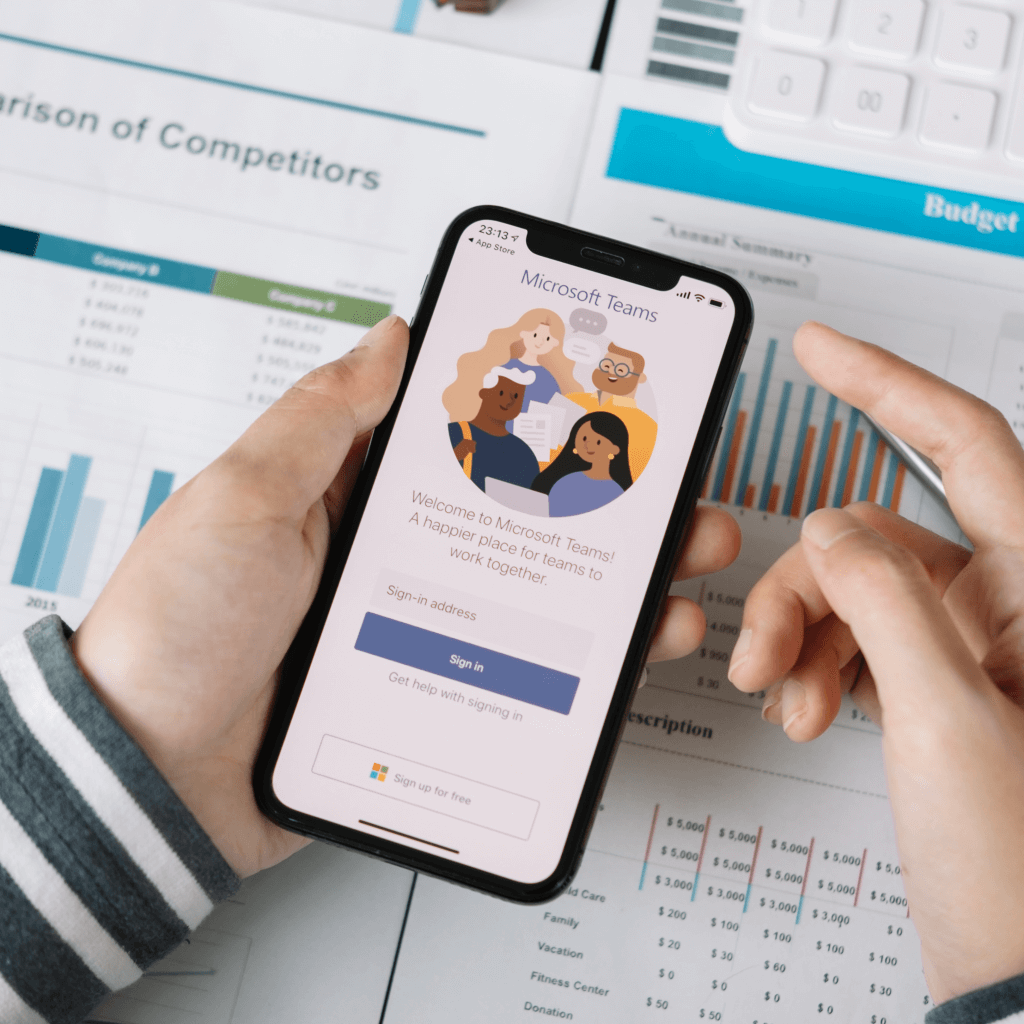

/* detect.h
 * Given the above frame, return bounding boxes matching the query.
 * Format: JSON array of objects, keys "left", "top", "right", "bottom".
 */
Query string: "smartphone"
[{"left": 255, "top": 206, "right": 752, "bottom": 902}]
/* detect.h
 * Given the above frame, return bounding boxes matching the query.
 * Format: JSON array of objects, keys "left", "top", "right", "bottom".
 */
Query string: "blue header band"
[
  {"left": 606, "top": 109, "right": 1024, "bottom": 259},
  {"left": 34, "top": 235, "right": 217, "bottom": 292}
]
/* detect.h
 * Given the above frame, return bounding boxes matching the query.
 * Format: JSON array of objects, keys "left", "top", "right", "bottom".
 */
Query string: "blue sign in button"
[{"left": 354, "top": 612, "right": 580, "bottom": 715}]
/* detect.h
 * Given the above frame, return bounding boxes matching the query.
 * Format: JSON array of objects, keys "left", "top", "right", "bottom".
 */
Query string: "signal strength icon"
[{"left": 677, "top": 291, "right": 691, "bottom": 299}]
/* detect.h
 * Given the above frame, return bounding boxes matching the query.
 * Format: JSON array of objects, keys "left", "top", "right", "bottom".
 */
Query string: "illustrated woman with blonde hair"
[{"left": 442, "top": 308, "right": 579, "bottom": 425}]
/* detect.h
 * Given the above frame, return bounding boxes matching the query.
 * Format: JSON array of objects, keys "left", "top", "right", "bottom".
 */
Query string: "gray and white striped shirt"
[{"left": 0, "top": 616, "right": 238, "bottom": 1024}]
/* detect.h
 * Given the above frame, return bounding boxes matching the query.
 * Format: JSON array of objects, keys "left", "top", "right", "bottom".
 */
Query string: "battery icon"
[{"left": 709, "top": 299, "right": 723, "bottom": 307}]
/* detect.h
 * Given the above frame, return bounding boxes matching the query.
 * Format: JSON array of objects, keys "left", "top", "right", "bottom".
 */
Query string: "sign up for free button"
[{"left": 312, "top": 735, "right": 540, "bottom": 840}]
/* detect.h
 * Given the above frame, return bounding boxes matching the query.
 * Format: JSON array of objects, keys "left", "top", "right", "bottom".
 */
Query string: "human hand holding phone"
[
  {"left": 67, "top": 313, "right": 740, "bottom": 879},
  {"left": 728, "top": 322, "right": 1024, "bottom": 1004}
]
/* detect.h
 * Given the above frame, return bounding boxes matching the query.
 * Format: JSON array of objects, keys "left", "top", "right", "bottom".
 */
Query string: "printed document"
[{"left": 0, "top": 0, "right": 597, "bottom": 643}]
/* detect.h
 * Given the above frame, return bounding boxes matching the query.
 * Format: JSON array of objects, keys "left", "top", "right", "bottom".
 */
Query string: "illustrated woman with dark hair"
[{"left": 532, "top": 412, "right": 632, "bottom": 517}]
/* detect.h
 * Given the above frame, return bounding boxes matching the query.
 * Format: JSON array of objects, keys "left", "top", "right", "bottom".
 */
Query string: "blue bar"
[
  {"left": 35, "top": 235, "right": 216, "bottom": 293},
  {"left": 639, "top": 863, "right": 647, "bottom": 891},
  {"left": 796, "top": 894, "right": 804, "bottom": 924},
  {"left": 711, "top": 372, "right": 746, "bottom": 501},
  {"left": 691, "top": 873, "right": 699, "bottom": 901},
  {"left": 35, "top": 455, "right": 92, "bottom": 592},
  {"left": 11, "top": 468, "right": 64, "bottom": 588},
  {"left": 394, "top": 0, "right": 423, "bottom": 32},
  {"left": 833, "top": 409, "right": 861, "bottom": 507},
  {"left": 859, "top": 429, "right": 881, "bottom": 502},
  {"left": 139, "top": 470, "right": 175, "bottom": 532},
  {"left": 607, "top": 110, "right": 1024, "bottom": 259},
  {"left": 882, "top": 453, "right": 900, "bottom": 508},
  {"left": 735, "top": 338, "right": 777, "bottom": 507},
  {"left": 743, "top": 883, "right": 752, "bottom": 912},
  {"left": 807, "top": 394, "right": 839, "bottom": 513},
  {"left": 355, "top": 612, "right": 580, "bottom": 715},
  {"left": 782, "top": 386, "right": 816, "bottom": 516},
  {"left": 57, "top": 498, "right": 105, "bottom": 599},
  {"left": 759, "top": 380, "right": 792, "bottom": 511}
]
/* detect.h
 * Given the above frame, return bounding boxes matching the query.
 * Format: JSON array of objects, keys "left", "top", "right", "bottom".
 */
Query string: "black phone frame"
[{"left": 254, "top": 205, "right": 753, "bottom": 904}]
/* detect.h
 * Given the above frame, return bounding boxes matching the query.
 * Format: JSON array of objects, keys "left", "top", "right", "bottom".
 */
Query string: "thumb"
[
  {"left": 219, "top": 314, "right": 408, "bottom": 517},
  {"left": 798, "top": 507, "right": 989, "bottom": 729}
]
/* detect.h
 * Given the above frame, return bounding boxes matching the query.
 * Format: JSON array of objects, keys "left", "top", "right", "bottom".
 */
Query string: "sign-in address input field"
[
  {"left": 371, "top": 569, "right": 593, "bottom": 672},
  {"left": 312, "top": 735, "right": 540, "bottom": 840}
]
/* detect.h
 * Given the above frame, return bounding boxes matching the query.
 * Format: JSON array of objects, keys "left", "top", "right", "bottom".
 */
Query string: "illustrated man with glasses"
[{"left": 564, "top": 342, "right": 657, "bottom": 481}]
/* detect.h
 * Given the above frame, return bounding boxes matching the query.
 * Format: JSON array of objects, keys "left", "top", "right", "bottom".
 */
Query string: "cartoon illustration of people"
[
  {"left": 442, "top": 309, "right": 580, "bottom": 427},
  {"left": 503, "top": 320, "right": 561, "bottom": 421},
  {"left": 563, "top": 343, "right": 657, "bottom": 481},
  {"left": 532, "top": 412, "right": 632, "bottom": 517},
  {"left": 444, "top": 309, "right": 658, "bottom": 515},
  {"left": 448, "top": 366, "right": 540, "bottom": 492}
]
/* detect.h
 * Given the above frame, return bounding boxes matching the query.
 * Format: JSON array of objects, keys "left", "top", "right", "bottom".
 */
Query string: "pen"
[{"left": 860, "top": 409, "right": 949, "bottom": 511}]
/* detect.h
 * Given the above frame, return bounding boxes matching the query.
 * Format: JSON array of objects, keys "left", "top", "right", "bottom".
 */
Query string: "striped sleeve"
[
  {"left": 0, "top": 616, "right": 239, "bottom": 1024},
  {"left": 927, "top": 976, "right": 1024, "bottom": 1024}
]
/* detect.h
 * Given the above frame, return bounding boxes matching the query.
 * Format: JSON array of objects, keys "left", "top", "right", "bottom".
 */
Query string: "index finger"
[{"left": 794, "top": 322, "right": 1024, "bottom": 548}]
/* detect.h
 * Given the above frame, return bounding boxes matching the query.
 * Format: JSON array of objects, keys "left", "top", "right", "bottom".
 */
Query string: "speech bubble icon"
[
  {"left": 569, "top": 308, "right": 607, "bottom": 335},
  {"left": 565, "top": 337, "right": 603, "bottom": 363}
]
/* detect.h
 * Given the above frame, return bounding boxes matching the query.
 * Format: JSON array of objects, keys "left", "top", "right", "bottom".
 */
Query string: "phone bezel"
[{"left": 254, "top": 205, "right": 753, "bottom": 903}]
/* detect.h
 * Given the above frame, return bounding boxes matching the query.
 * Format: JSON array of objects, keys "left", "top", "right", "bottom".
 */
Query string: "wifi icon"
[{"left": 695, "top": 294, "right": 706, "bottom": 302}]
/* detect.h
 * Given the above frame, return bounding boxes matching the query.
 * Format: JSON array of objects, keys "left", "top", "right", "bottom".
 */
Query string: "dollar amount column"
[
  {"left": 730, "top": 838, "right": 929, "bottom": 1021},
  {"left": 641, "top": 809, "right": 768, "bottom": 1020}
]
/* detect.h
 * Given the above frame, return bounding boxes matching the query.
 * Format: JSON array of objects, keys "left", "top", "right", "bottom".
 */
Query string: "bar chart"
[
  {"left": 10, "top": 460, "right": 175, "bottom": 599},
  {"left": 0, "top": 390, "right": 241, "bottom": 637},
  {"left": 11, "top": 455, "right": 105, "bottom": 599},
  {"left": 703, "top": 335, "right": 907, "bottom": 518}
]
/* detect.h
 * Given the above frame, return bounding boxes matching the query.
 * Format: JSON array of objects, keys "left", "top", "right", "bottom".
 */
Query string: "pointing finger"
[{"left": 794, "top": 322, "right": 1024, "bottom": 548}]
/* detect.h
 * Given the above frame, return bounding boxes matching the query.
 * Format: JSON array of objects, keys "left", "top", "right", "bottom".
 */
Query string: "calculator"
[{"left": 722, "top": 0, "right": 1024, "bottom": 196}]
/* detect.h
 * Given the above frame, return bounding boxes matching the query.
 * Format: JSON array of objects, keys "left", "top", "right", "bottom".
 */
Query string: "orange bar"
[
  {"left": 789, "top": 425, "right": 817, "bottom": 517},
  {"left": 890, "top": 461, "right": 907, "bottom": 512},
  {"left": 841, "top": 430, "right": 864, "bottom": 507},
  {"left": 867, "top": 437, "right": 886, "bottom": 503},
  {"left": 814, "top": 421, "right": 842, "bottom": 511},
  {"left": 744, "top": 483, "right": 756, "bottom": 508},
  {"left": 720, "top": 410, "right": 747, "bottom": 505},
  {"left": 767, "top": 483, "right": 780, "bottom": 514}
]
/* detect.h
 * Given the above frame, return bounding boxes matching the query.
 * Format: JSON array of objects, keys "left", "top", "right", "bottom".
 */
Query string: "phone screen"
[{"left": 270, "top": 217, "right": 738, "bottom": 886}]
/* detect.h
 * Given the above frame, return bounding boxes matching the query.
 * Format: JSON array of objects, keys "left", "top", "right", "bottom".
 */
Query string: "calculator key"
[
  {"left": 748, "top": 52, "right": 827, "bottom": 121},
  {"left": 935, "top": 5, "right": 1011, "bottom": 74},
  {"left": 764, "top": 0, "right": 839, "bottom": 45},
  {"left": 847, "top": 0, "right": 925, "bottom": 59},
  {"left": 919, "top": 82, "right": 997, "bottom": 151},
  {"left": 830, "top": 67, "right": 910, "bottom": 137}
]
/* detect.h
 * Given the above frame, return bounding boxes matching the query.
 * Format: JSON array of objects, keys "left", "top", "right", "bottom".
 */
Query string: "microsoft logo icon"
[{"left": 370, "top": 762, "right": 388, "bottom": 782}]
